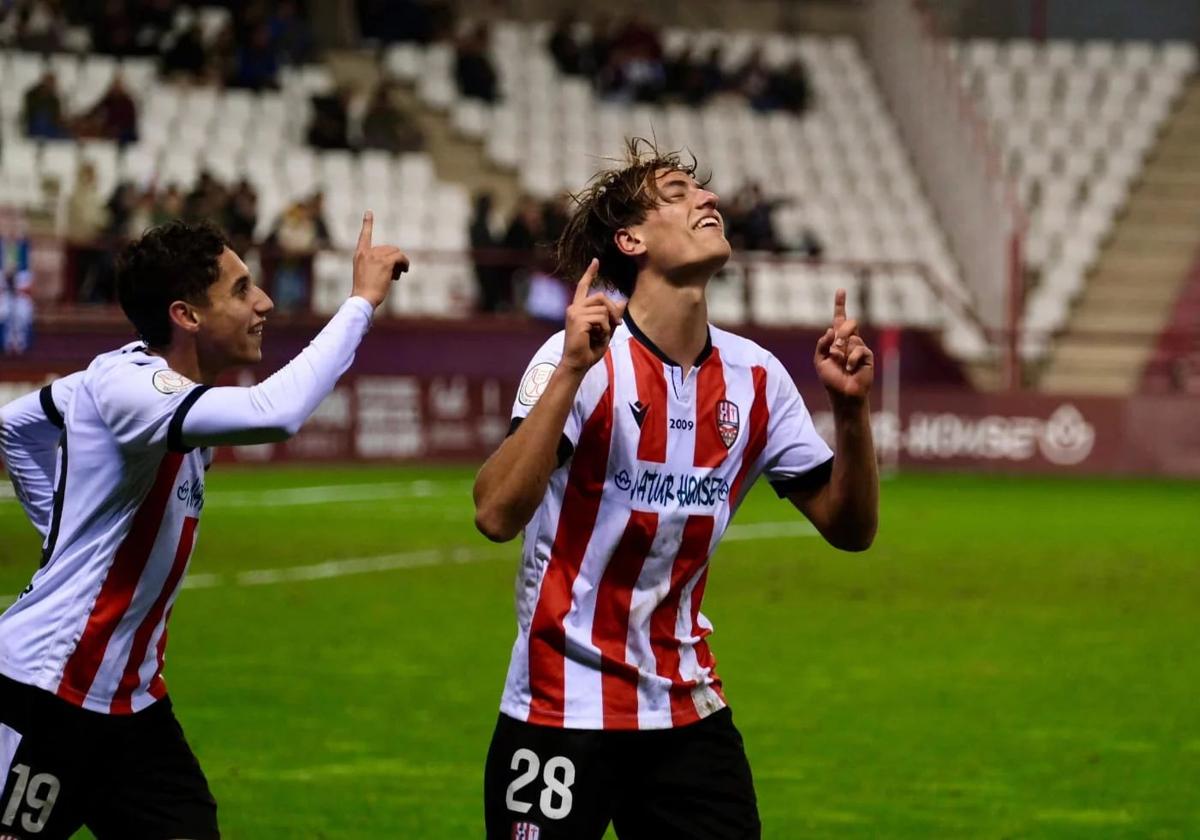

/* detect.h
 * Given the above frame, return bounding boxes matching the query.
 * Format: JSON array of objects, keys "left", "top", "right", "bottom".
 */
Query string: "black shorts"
[
  {"left": 484, "top": 707, "right": 761, "bottom": 840},
  {"left": 0, "top": 674, "right": 218, "bottom": 840}
]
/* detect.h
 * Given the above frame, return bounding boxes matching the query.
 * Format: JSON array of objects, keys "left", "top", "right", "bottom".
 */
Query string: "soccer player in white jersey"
[
  {"left": 0, "top": 214, "right": 406, "bottom": 839},
  {"left": 474, "top": 141, "right": 878, "bottom": 839}
]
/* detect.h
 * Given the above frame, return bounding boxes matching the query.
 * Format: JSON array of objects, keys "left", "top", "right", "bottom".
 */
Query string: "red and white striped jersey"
[
  {"left": 0, "top": 345, "right": 212, "bottom": 714},
  {"left": 500, "top": 313, "right": 833, "bottom": 730}
]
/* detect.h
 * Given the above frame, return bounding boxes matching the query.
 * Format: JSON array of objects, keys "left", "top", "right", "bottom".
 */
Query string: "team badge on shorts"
[
  {"left": 511, "top": 821, "right": 541, "bottom": 839},
  {"left": 716, "top": 399, "right": 740, "bottom": 448}
]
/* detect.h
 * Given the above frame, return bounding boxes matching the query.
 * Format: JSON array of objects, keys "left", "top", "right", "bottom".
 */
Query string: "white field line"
[
  {"left": 0, "top": 480, "right": 472, "bottom": 508},
  {"left": 0, "top": 519, "right": 816, "bottom": 603}
]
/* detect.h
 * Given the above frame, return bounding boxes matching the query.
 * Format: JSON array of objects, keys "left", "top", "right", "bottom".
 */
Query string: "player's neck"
[
  {"left": 151, "top": 342, "right": 213, "bottom": 385},
  {"left": 626, "top": 274, "right": 709, "bottom": 375}
]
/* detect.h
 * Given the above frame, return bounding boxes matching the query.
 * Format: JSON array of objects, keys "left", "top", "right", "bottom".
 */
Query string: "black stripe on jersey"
[
  {"left": 40, "top": 432, "right": 68, "bottom": 569},
  {"left": 167, "top": 385, "right": 213, "bottom": 453},
  {"left": 770, "top": 456, "right": 834, "bottom": 498},
  {"left": 507, "top": 417, "right": 574, "bottom": 468},
  {"left": 39, "top": 384, "right": 64, "bottom": 429}
]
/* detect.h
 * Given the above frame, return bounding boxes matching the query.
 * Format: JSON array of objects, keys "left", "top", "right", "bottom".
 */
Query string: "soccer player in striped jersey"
[
  {"left": 474, "top": 141, "right": 879, "bottom": 839},
  {"left": 0, "top": 213, "right": 406, "bottom": 839}
]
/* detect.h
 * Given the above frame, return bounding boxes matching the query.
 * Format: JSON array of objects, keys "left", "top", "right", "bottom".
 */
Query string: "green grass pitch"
[{"left": 1, "top": 466, "right": 1197, "bottom": 838}]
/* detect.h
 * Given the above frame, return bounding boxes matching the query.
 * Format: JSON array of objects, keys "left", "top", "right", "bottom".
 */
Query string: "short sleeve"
[
  {"left": 761, "top": 354, "right": 834, "bottom": 495},
  {"left": 93, "top": 361, "right": 211, "bottom": 453},
  {"left": 509, "top": 330, "right": 588, "bottom": 448}
]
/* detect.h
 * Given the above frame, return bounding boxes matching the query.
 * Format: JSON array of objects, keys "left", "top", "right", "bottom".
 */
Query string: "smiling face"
[
  {"left": 616, "top": 168, "right": 731, "bottom": 284},
  {"left": 192, "top": 248, "right": 274, "bottom": 369}
]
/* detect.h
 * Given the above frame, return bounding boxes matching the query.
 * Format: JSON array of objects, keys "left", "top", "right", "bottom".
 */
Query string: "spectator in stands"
[
  {"left": 598, "top": 16, "right": 666, "bottom": 103},
  {"left": 22, "top": 71, "right": 68, "bottom": 139},
  {"left": 232, "top": 22, "right": 280, "bottom": 90},
  {"left": 667, "top": 45, "right": 726, "bottom": 105},
  {"left": 65, "top": 163, "right": 113, "bottom": 303},
  {"left": 360, "top": 85, "right": 424, "bottom": 153},
  {"left": 126, "top": 188, "right": 158, "bottom": 237},
  {"left": 184, "top": 171, "right": 229, "bottom": 224},
  {"left": 732, "top": 53, "right": 779, "bottom": 112},
  {"left": 106, "top": 182, "right": 137, "bottom": 239},
  {"left": 455, "top": 22, "right": 498, "bottom": 103},
  {"left": 306, "top": 192, "right": 332, "bottom": 249},
  {"left": 224, "top": 179, "right": 259, "bottom": 256},
  {"left": 267, "top": 195, "right": 328, "bottom": 312},
  {"left": 548, "top": 14, "right": 583, "bottom": 76},
  {"left": 268, "top": 0, "right": 313, "bottom": 66},
  {"left": 308, "top": 90, "right": 352, "bottom": 150},
  {"left": 543, "top": 195, "right": 570, "bottom": 246},
  {"left": 772, "top": 58, "right": 812, "bottom": 114},
  {"left": 161, "top": 19, "right": 207, "bottom": 80},
  {"left": 496, "top": 194, "right": 548, "bottom": 311},
  {"left": 9, "top": 0, "right": 65, "bottom": 51},
  {"left": 65, "top": 163, "right": 110, "bottom": 244},
  {"left": 87, "top": 0, "right": 138, "bottom": 56},
  {"left": 357, "top": 0, "right": 436, "bottom": 44},
  {"left": 155, "top": 185, "right": 185, "bottom": 225},
  {"left": 471, "top": 192, "right": 506, "bottom": 313},
  {"left": 79, "top": 75, "right": 139, "bottom": 145},
  {"left": 727, "top": 183, "right": 785, "bottom": 252}
]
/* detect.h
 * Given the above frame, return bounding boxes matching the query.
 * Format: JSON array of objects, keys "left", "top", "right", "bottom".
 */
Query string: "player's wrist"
[{"left": 827, "top": 390, "right": 870, "bottom": 421}]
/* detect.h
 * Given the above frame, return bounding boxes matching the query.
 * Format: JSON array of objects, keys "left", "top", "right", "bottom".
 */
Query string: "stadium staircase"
[{"left": 1040, "top": 79, "right": 1200, "bottom": 395}]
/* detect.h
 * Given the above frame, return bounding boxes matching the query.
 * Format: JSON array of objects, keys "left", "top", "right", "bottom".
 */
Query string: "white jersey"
[
  {"left": 500, "top": 313, "right": 833, "bottom": 730},
  {"left": 0, "top": 368, "right": 87, "bottom": 537},
  {"left": 0, "top": 297, "right": 373, "bottom": 714}
]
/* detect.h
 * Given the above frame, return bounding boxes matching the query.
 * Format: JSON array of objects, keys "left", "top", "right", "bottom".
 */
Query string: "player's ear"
[
  {"left": 614, "top": 227, "right": 646, "bottom": 258},
  {"left": 167, "top": 300, "right": 202, "bottom": 336}
]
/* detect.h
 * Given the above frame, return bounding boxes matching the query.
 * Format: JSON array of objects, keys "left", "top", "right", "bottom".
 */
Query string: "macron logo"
[{"left": 629, "top": 400, "right": 649, "bottom": 428}]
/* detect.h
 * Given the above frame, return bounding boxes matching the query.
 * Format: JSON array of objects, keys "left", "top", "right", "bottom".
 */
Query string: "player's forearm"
[
  {"left": 181, "top": 297, "right": 373, "bottom": 446},
  {"left": 473, "top": 366, "right": 585, "bottom": 542},
  {"left": 819, "top": 398, "right": 879, "bottom": 551}
]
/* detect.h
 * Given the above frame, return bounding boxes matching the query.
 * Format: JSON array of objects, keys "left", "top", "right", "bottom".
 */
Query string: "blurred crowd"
[
  {"left": 1, "top": 0, "right": 312, "bottom": 89},
  {"left": 470, "top": 184, "right": 822, "bottom": 316},
  {"left": 306, "top": 83, "right": 425, "bottom": 154},
  {"left": 60, "top": 162, "right": 337, "bottom": 313},
  {"left": 548, "top": 15, "right": 811, "bottom": 112},
  {"left": 22, "top": 72, "right": 139, "bottom": 143}
]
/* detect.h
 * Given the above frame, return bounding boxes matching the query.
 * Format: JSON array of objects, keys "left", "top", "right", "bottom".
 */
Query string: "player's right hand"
[
  {"left": 352, "top": 210, "right": 410, "bottom": 309},
  {"left": 562, "top": 259, "right": 623, "bottom": 373}
]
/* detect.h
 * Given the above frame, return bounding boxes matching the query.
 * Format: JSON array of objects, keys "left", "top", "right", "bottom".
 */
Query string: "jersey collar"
[{"left": 622, "top": 310, "right": 713, "bottom": 368}]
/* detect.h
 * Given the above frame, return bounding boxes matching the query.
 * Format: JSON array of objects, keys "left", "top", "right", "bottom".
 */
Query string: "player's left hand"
[{"left": 814, "top": 288, "right": 873, "bottom": 404}]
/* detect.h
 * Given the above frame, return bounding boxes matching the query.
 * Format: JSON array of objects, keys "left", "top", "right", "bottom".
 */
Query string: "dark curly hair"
[
  {"left": 116, "top": 220, "right": 231, "bottom": 348},
  {"left": 557, "top": 138, "right": 706, "bottom": 299}
]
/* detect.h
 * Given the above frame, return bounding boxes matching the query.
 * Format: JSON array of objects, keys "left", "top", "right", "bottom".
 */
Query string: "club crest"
[
  {"left": 511, "top": 822, "right": 541, "bottom": 839},
  {"left": 716, "top": 399, "right": 740, "bottom": 449}
]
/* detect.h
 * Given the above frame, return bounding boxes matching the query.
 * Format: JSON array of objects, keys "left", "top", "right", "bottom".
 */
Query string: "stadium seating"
[
  {"left": 387, "top": 23, "right": 963, "bottom": 337},
  {"left": 957, "top": 39, "right": 1196, "bottom": 357},
  {"left": 0, "top": 41, "right": 476, "bottom": 319},
  {"left": 4, "top": 18, "right": 1195, "bottom": 357}
]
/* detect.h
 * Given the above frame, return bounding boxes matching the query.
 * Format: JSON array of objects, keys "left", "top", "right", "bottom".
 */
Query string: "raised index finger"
[
  {"left": 356, "top": 210, "right": 374, "bottom": 252},
  {"left": 832, "top": 288, "right": 847, "bottom": 327},
  {"left": 574, "top": 258, "right": 599, "bottom": 304}
]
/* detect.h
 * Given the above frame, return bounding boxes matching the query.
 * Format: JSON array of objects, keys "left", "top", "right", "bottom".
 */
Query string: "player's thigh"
[
  {"left": 85, "top": 699, "right": 218, "bottom": 840},
  {"left": 612, "top": 709, "right": 761, "bottom": 840},
  {"left": 0, "top": 683, "right": 88, "bottom": 839},
  {"left": 484, "top": 714, "right": 612, "bottom": 840}
]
